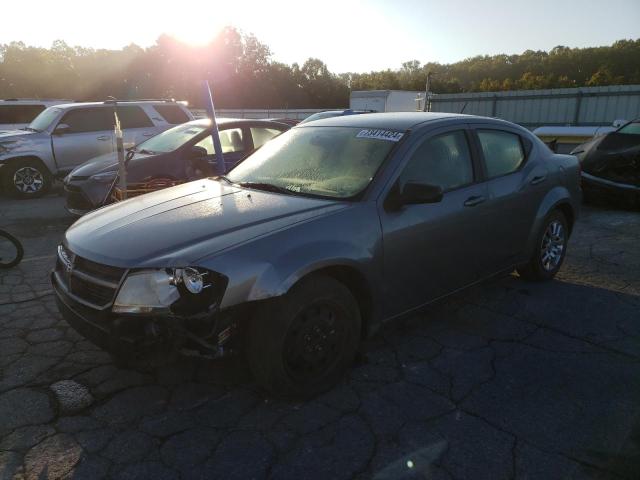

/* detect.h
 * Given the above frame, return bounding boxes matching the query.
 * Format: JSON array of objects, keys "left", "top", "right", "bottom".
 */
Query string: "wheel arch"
[
  {"left": 295, "top": 265, "right": 375, "bottom": 339},
  {"left": 2, "top": 155, "right": 53, "bottom": 176},
  {"left": 524, "top": 186, "right": 577, "bottom": 260}
]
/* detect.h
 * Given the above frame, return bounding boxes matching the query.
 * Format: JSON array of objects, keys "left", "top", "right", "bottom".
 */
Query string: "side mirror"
[
  {"left": 401, "top": 182, "right": 443, "bottom": 205},
  {"left": 53, "top": 123, "right": 71, "bottom": 135},
  {"left": 189, "top": 145, "right": 208, "bottom": 158}
]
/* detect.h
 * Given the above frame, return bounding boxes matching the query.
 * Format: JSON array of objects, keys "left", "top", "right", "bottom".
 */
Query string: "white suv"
[
  {"left": 0, "top": 100, "right": 193, "bottom": 198},
  {"left": 0, "top": 99, "right": 72, "bottom": 132}
]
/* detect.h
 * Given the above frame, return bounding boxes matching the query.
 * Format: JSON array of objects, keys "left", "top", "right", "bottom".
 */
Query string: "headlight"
[
  {"left": 113, "top": 267, "right": 226, "bottom": 315},
  {"left": 113, "top": 270, "right": 180, "bottom": 314},
  {"left": 90, "top": 171, "right": 118, "bottom": 183}
]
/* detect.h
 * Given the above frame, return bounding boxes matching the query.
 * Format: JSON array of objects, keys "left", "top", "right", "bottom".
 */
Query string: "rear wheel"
[
  {"left": 3, "top": 160, "right": 52, "bottom": 198},
  {"left": 246, "top": 275, "right": 361, "bottom": 399},
  {"left": 517, "top": 210, "right": 568, "bottom": 281}
]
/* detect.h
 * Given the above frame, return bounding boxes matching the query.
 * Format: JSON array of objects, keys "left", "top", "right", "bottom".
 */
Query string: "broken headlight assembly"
[{"left": 112, "top": 267, "right": 227, "bottom": 316}]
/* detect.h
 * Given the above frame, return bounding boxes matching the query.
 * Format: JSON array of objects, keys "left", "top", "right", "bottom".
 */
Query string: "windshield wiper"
[
  {"left": 236, "top": 181, "right": 293, "bottom": 195},
  {"left": 22, "top": 127, "right": 39, "bottom": 132},
  {"left": 137, "top": 148, "right": 156, "bottom": 155},
  {"left": 217, "top": 175, "right": 233, "bottom": 184}
]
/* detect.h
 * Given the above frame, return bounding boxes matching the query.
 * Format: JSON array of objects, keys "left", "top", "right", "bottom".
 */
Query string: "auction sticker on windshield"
[{"left": 356, "top": 129, "right": 404, "bottom": 142}]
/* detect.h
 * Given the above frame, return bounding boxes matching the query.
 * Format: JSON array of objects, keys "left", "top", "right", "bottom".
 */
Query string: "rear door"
[
  {"left": 52, "top": 107, "right": 114, "bottom": 170},
  {"left": 379, "top": 126, "right": 490, "bottom": 316},
  {"left": 116, "top": 106, "right": 157, "bottom": 148},
  {"left": 470, "top": 125, "right": 548, "bottom": 273}
]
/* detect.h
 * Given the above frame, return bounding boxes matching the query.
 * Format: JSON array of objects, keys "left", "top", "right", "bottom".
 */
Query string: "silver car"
[
  {"left": 52, "top": 112, "right": 581, "bottom": 398},
  {"left": 0, "top": 100, "right": 193, "bottom": 198}
]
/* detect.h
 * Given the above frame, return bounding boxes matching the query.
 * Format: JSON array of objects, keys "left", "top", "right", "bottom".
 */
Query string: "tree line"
[{"left": 1, "top": 28, "right": 638, "bottom": 109}]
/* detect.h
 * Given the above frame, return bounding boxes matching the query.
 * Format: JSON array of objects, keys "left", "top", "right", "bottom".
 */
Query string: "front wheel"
[
  {"left": 517, "top": 210, "right": 568, "bottom": 281},
  {"left": 3, "top": 160, "right": 52, "bottom": 198},
  {"left": 246, "top": 275, "right": 361, "bottom": 399}
]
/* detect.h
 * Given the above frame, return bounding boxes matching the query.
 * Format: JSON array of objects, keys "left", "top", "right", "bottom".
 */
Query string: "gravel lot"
[{"left": 0, "top": 191, "right": 639, "bottom": 480}]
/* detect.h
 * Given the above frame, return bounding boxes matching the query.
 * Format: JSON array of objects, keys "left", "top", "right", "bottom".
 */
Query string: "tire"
[
  {"left": 517, "top": 210, "right": 568, "bottom": 281},
  {"left": 3, "top": 159, "right": 52, "bottom": 199},
  {"left": 0, "top": 230, "right": 24, "bottom": 269},
  {"left": 246, "top": 274, "right": 361, "bottom": 399}
]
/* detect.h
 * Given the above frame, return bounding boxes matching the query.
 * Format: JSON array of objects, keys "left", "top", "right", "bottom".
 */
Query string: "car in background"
[
  {"left": 64, "top": 118, "right": 289, "bottom": 215},
  {"left": 571, "top": 118, "right": 640, "bottom": 207},
  {"left": 0, "top": 98, "right": 73, "bottom": 132},
  {"left": 0, "top": 100, "right": 193, "bottom": 198},
  {"left": 53, "top": 112, "right": 581, "bottom": 398},
  {"left": 298, "top": 109, "right": 374, "bottom": 125}
]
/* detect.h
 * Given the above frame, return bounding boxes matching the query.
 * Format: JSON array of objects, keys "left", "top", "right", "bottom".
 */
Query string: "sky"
[{"left": 1, "top": 0, "right": 639, "bottom": 72}]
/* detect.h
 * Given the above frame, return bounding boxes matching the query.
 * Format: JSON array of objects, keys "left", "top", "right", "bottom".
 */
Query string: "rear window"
[
  {"left": 116, "top": 106, "right": 153, "bottom": 128},
  {"left": 152, "top": 105, "right": 190, "bottom": 124},
  {"left": 0, "top": 104, "right": 46, "bottom": 124}
]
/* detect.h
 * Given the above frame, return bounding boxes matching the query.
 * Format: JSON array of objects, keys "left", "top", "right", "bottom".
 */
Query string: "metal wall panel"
[{"left": 430, "top": 84, "right": 640, "bottom": 127}]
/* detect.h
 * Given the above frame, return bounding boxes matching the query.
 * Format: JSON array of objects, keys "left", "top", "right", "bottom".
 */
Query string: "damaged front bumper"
[{"left": 52, "top": 271, "right": 246, "bottom": 361}]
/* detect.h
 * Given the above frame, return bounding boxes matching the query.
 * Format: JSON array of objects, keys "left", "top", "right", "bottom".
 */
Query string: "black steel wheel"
[{"left": 247, "top": 274, "right": 361, "bottom": 398}]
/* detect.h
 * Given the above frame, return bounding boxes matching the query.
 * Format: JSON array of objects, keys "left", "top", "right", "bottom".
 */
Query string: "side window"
[
  {"left": 195, "top": 135, "right": 215, "bottom": 155},
  {"left": 116, "top": 106, "right": 154, "bottom": 128},
  {"left": 60, "top": 108, "right": 112, "bottom": 133},
  {"left": 152, "top": 105, "right": 190, "bottom": 124},
  {"left": 477, "top": 130, "right": 525, "bottom": 178},
  {"left": 250, "top": 127, "right": 284, "bottom": 149},
  {"left": 195, "top": 128, "right": 245, "bottom": 155},
  {"left": 399, "top": 130, "right": 474, "bottom": 191}
]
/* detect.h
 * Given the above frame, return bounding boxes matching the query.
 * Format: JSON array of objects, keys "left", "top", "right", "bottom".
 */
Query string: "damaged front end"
[
  {"left": 51, "top": 244, "right": 247, "bottom": 362},
  {"left": 572, "top": 127, "right": 640, "bottom": 206}
]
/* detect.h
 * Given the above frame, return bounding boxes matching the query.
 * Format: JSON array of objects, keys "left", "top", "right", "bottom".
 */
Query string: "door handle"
[
  {"left": 464, "top": 195, "right": 485, "bottom": 207},
  {"left": 530, "top": 175, "right": 546, "bottom": 185},
  {"left": 97, "top": 135, "right": 111, "bottom": 141}
]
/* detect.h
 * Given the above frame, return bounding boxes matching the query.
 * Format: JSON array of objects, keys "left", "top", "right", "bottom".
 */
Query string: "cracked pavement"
[{"left": 1, "top": 193, "right": 639, "bottom": 479}]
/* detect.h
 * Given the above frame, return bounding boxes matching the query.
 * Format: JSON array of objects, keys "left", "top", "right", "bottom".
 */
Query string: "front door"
[
  {"left": 52, "top": 107, "right": 114, "bottom": 170},
  {"left": 379, "top": 127, "right": 490, "bottom": 317}
]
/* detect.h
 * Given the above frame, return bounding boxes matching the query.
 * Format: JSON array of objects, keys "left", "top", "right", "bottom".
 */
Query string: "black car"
[
  {"left": 572, "top": 119, "right": 640, "bottom": 207},
  {"left": 64, "top": 118, "right": 290, "bottom": 214}
]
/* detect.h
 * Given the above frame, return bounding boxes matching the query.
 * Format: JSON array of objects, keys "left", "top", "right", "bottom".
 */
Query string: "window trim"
[{"left": 471, "top": 127, "right": 530, "bottom": 181}]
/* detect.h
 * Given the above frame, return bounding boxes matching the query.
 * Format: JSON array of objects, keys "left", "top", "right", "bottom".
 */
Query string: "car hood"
[
  {"left": 69, "top": 151, "right": 156, "bottom": 178},
  {"left": 65, "top": 179, "right": 347, "bottom": 267},
  {"left": 575, "top": 133, "right": 640, "bottom": 186},
  {"left": 0, "top": 129, "right": 38, "bottom": 142}
]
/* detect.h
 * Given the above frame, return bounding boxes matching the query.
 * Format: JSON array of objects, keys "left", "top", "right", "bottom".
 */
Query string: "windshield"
[
  {"left": 227, "top": 126, "right": 402, "bottom": 199},
  {"left": 136, "top": 122, "right": 208, "bottom": 153},
  {"left": 617, "top": 121, "right": 640, "bottom": 135},
  {"left": 299, "top": 111, "right": 342, "bottom": 125},
  {"left": 28, "top": 107, "right": 62, "bottom": 132}
]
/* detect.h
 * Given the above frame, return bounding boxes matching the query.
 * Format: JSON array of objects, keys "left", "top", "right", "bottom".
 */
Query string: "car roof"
[
  {"left": 50, "top": 101, "right": 187, "bottom": 110},
  {"left": 184, "top": 118, "right": 290, "bottom": 128},
  {"left": 295, "top": 112, "right": 487, "bottom": 130}
]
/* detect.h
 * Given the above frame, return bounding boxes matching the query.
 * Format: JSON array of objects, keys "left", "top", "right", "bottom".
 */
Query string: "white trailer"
[{"left": 350, "top": 90, "right": 423, "bottom": 112}]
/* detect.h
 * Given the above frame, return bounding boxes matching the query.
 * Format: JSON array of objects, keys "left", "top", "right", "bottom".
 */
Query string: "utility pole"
[{"left": 423, "top": 71, "right": 436, "bottom": 112}]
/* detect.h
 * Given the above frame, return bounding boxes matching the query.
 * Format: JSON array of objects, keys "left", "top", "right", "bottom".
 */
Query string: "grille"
[{"left": 54, "top": 245, "right": 126, "bottom": 310}]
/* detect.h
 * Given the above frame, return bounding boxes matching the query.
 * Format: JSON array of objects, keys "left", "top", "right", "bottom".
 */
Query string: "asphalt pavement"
[{"left": 0, "top": 190, "right": 639, "bottom": 479}]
